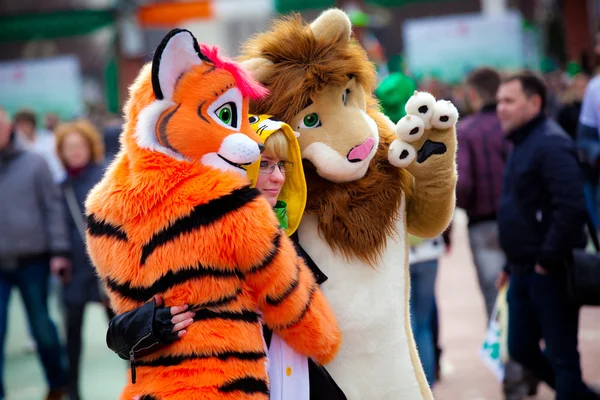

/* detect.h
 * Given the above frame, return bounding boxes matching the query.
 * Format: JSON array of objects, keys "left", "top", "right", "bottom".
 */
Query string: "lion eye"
[{"left": 299, "top": 113, "right": 321, "bottom": 129}]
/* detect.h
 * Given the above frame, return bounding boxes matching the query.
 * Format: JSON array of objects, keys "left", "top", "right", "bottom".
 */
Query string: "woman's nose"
[{"left": 270, "top": 167, "right": 285, "bottom": 182}]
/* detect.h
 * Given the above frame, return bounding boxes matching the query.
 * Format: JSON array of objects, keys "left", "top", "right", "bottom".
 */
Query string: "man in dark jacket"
[
  {"left": 496, "top": 73, "right": 599, "bottom": 400},
  {"left": 0, "top": 108, "right": 70, "bottom": 400}
]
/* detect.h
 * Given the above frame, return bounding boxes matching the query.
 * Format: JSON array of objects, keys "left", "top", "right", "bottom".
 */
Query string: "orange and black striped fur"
[{"left": 85, "top": 29, "right": 341, "bottom": 400}]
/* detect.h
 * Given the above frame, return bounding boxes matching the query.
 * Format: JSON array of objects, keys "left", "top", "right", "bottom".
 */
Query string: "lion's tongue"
[{"left": 348, "top": 137, "right": 375, "bottom": 161}]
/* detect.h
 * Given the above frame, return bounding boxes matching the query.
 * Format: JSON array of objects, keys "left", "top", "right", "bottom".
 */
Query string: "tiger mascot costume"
[{"left": 85, "top": 29, "right": 341, "bottom": 400}]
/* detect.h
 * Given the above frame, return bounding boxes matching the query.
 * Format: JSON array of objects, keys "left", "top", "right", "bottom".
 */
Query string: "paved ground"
[
  {"left": 433, "top": 211, "right": 600, "bottom": 400},
  {"left": 3, "top": 210, "right": 600, "bottom": 399},
  {"left": 4, "top": 289, "right": 124, "bottom": 399}
]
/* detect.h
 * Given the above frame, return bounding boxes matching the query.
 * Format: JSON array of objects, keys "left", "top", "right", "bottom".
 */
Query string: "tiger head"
[{"left": 122, "top": 29, "right": 268, "bottom": 175}]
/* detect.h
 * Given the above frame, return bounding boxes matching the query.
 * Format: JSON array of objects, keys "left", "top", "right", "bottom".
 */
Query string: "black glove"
[{"left": 152, "top": 303, "right": 180, "bottom": 344}]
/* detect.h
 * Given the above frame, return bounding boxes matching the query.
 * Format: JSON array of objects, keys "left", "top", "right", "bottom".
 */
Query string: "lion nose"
[{"left": 347, "top": 137, "right": 375, "bottom": 163}]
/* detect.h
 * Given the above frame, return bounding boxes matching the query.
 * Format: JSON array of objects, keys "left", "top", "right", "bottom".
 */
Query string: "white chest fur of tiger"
[{"left": 241, "top": 8, "right": 458, "bottom": 399}]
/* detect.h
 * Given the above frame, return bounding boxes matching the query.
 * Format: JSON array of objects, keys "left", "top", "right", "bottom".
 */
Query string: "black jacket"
[
  {"left": 498, "top": 114, "right": 587, "bottom": 272},
  {"left": 106, "top": 231, "right": 346, "bottom": 399}
]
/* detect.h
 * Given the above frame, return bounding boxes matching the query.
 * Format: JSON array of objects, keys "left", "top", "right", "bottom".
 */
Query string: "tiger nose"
[{"left": 258, "top": 143, "right": 265, "bottom": 154}]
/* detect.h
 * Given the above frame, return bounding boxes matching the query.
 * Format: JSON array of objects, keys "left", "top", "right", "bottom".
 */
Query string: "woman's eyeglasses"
[{"left": 259, "top": 160, "right": 293, "bottom": 175}]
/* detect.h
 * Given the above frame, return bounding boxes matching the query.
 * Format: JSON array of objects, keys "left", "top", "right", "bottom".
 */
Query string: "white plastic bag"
[{"left": 479, "top": 283, "right": 509, "bottom": 381}]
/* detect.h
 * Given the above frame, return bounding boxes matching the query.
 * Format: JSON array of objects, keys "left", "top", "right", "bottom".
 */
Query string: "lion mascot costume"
[
  {"left": 85, "top": 29, "right": 341, "bottom": 400},
  {"left": 241, "top": 9, "right": 458, "bottom": 399}
]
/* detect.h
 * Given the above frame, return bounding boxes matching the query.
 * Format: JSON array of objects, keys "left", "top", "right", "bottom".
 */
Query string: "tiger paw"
[{"left": 388, "top": 91, "right": 458, "bottom": 179}]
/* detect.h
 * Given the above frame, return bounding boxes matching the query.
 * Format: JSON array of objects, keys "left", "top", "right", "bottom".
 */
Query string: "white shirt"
[
  {"left": 408, "top": 235, "right": 444, "bottom": 264},
  {"left": 267, "top": 333, "right": 310, "bottom": 400}
]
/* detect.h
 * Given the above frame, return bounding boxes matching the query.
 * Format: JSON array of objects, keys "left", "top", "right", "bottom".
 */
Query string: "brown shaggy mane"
[
  {"left": 241, "top": 13, "right": 412, "bottom": 264},
  {"left": 241, "top": 15, "right": 377, "bottom": 123}
]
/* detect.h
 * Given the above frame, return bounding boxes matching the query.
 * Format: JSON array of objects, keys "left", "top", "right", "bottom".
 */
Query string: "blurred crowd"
[
  {"left": 399, "top": 53, "right": 600, "bottom": 400},
  {"left": 0, "top": 107, "right": 121, "bottom": 400},
  {"left": 1, "top": 30, "right": 600, "bottom": 400}
]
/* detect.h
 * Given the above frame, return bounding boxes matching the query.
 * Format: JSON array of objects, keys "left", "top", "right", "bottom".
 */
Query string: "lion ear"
[
  {"left": 309, "top": 8, "right": 352, "bottom": 43},
  {"left": 241, "top": 57, "right": 275, "bottom": 83}
]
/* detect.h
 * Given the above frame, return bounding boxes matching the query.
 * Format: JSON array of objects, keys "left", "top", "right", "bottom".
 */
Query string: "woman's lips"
[{"left": 263, "top": 189, "right": 280, "bottom": 194}]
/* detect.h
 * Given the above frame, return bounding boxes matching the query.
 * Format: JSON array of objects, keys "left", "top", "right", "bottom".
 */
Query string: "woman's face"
[
  {"left": 62, "top": 131, "right": 91, "bottom": 169},
  {"left": 255, "top": 152, "right": 286, "bottom": 207}
]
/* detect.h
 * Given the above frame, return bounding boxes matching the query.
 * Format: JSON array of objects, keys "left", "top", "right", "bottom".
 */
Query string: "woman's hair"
[
  {"left": 55, "top": 119, "right": 105, "bottom": 166},
  {"left": 263, "top": 129, "right": 289, "bottom": 161}
]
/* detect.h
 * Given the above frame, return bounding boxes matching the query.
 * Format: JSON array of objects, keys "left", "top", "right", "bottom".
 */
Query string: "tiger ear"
[
  {"left": 241, "top": 57, "right": 275, "bottom": 83},
  {"left": 151, "top": 29, "right": 211, "bottom": 101},
  {"left": 309, "top": 8, "right": 352, "bottom": 43}
]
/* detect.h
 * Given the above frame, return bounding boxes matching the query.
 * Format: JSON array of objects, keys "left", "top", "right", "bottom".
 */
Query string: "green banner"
[
  {"left": 276, "top": 0, "right": 445, "bottom": 13},
  {"left": 366, "top": 0, "right": 447, "bottom": 5},
  {"left": 0, "top": 9, "right": 115, "bottom": 42},
  {"left": 275, "top": 0, "right": 335, "bottom": 13}
]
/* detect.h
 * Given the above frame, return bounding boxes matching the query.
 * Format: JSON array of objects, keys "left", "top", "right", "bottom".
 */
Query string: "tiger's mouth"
[{"left": 218, "top": 154, "right": 252, "bottom": 170}]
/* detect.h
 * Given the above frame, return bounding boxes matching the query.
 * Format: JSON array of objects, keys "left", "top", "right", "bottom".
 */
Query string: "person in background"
[
  {"left": 496, "top": 72, "right": 599, "bottom": 400},
  {"left": 449, "top": 83, "right": 470, "bottom": 117},
  {"left": 408, "top": 234, "right": 444, "bottom": 387},
  {"left": 44, "top": 113, "right": 60, "bottom": 133},
  {"left": 543, "top": 69, "right": 567, "bottom": 120},
  {"left": 13, "top": 109, "right": 65, "bottom": 183},
  {"left": 431, "top": 224, "right": 453, "bottom": 382},
  {"left": 457, "top": 67, "right": 510, "bottom": 321},
  {"left": 101, "top": 115, "right": 123, "bottom": 163},
  {"left": 458, "top": 67, "right": 540, "bottom": 400},
  {"left": 577, "top": 50, "right": 600, "bottom": 230},
  {"left": 557, "top": 70, "right": 597, "bottom": 230},
  {"left": 55, "top": 120, "right": 113, "bottom": 400},
  {"left": 558, "top": 72, "right": 590, "bottom": 140},
  {"left": 14, "top": 109, "right": 66, "bottom": 354},
  {"left": 0, "top": 107, "right": 70, "bottom": 400}
]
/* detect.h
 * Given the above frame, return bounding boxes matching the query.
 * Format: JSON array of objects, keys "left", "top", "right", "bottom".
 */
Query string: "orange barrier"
[{"left": 137, "top": 1, "right": 212, "bottom": 27}]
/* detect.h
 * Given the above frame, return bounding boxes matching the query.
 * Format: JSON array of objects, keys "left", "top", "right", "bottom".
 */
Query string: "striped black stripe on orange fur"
[
  {"left": 192, "top": 308, "right": 259, "bottom": 323},
  {"left": 279, "top": 285, "right": 316, "bottom": 330},
  {"left": 187, "top": 287, "right": 243, "bottom": 310},
  {"left": 139, "top": 395, "right": 159, "bottom": 400},
  {"left": 140, "top": 186, "right": 261, "bottom": 265},
  {"left": 157, "top": 103, "right": 181, "bottom": 153},
  {"left": 247, "top": 230, "right": 283, "bottom": 274},
  {"left": 197, "top": 100, "right": 209, "bottom": 123},
  {"left": 135, "top": 350, "right": 266, "bottom": 368},
  {"left": 266, "top": 261, "right": 300, "bottom": 306},
  {"left": 219, "top": 377, "right": 269, "bottom": 395},
  {"left": 86, "top": 214, "right": 127, "bottom": 241},
  {"left": 105, "top": 264, "right": 243, "bottom": 302}
]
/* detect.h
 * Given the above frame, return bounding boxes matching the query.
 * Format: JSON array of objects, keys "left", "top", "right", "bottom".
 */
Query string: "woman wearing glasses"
[{"left": 105, "top": 115, "right": 345, "bottom": 400}]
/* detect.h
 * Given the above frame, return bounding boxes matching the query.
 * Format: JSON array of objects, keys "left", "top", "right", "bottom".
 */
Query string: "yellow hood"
[{"left": 246, "top": 114, "right": 307, "bottom": 236}]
